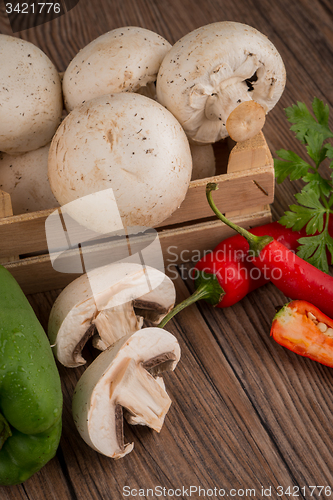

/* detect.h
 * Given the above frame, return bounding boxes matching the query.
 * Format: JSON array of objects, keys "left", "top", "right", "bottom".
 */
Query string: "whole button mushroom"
[
  {"left": 72, "top": 327, "right": 181, "bottom": 458},
  {"left": 0, "top": 145, "right": 59, "bottom": 214},
  {"left": 62, "top": 26, "right": 172, "bottom": 112},
  {"left": 48, "top": 262, "right": 176, "bottom": 367},
  {"left": 156, "top": 22, "right": 286, "bottom": 144},
  {"left": 47, "top": 92, "right": 192, "bottom": 233},
  {"left": 0, "top": 35, "right": 63, "bottom": 154}
]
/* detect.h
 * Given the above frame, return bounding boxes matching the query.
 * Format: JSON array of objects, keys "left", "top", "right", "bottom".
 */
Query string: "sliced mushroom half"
[
  {"left": 72, "top": 327, "right": 181, "bottom": 458},
  {"left": 156, "top": 21, "right": 286, "bottom": 144},
  {"left": 48, "top": 262, "right": 175, "bottom": 367}
]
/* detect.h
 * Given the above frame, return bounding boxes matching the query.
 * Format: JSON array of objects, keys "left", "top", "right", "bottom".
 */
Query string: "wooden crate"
[{"left": 0, "top": 131, "right": 274, "bottom": 294}]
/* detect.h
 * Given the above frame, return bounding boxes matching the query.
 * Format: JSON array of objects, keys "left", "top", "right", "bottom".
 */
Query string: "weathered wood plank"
[
  {"left": 185, "top": 276, "right": 333, "bottom": 489},
  {"left": 22, "top": 276, "right": 296, "bottom": 500}
]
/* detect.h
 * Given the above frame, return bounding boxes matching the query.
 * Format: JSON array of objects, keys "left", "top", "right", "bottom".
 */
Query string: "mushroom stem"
[
  {"left": 115, "top": 359, "right": 172, "bottom": 432},
  {"left": 92, "top": 302, "right": 143, "bottom": 350},
  {"left": 157, "top": 272, "right": 225, "bottom": 328},
  {"left": 226, "top": 100, "right": 266, "bottom": 142}
]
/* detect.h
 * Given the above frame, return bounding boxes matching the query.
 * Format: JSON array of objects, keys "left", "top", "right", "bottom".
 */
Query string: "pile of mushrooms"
[{"left": 0, "top": 22, "right": 286, "bottom": 216}]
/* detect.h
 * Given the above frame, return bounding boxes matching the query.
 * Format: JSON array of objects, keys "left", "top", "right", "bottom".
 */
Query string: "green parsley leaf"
[
  {"left": 286, "top": 100, "right": 333, "bottom": 143},
  {"left": 275, "top": 98, "right": 333, "bottom": 272},
  {"left": 279, "top": 206, "right": 319, "bottom": 232},
  {"left": 274, "top": 150, "right": 310, "bottom": 183},
  {"left": 297, "top": 231, "right": 333, "bottom": 274},
  {"left": 312, "top": 97, "right": 330, "bottom": 127},
  {"left": 279, "top": 189, "right": 326, "bottom": 234},
  {"left": 305, "top": 130, "right": 326, "bottom": 166},
  {"left": 326, "top": 143, "right": 333, "bottom": 159},
  {"left": 301, "top": 173, "right": 332, "bottom": 198}
]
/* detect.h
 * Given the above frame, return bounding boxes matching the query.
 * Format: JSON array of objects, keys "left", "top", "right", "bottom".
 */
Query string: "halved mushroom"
[
  {"left": 48, "top": 262, "right": 175, "bottom": 367},
  {"left": 0, "top": 35, "right": 63, "bottom": 154},
  {"left": 62, "top": 26, "right": 172, "bottom": 112},
  {"left": 156, "top": 21, "right": 286, "bottom": 144},
  {"left": 47, "top": 92, "right": 192, "bottom": 233},
  {"left": 0, "top": 145, "right": 59, "bottom": 214},
  {"left": 72, "top": 327, "right": 180, "bottom": 458}
]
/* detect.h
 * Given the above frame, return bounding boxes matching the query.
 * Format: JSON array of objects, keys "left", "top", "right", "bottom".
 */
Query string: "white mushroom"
[
  {"left": 189, "top": 143, "right": 216, "bottom": 180},
  {"left": 48, "top": 262, "right": 176, "bottom": 367},
  {"left": 72, "top": 327, "right": 180, "bottom": 458},
  {"left": 0, "top": 145, "right": 59, "bottom": 214},
  {"left": 47, "top": 92, "right": 192, "bottom": 233},
  {"left": 156, "top": 21, "right": 286, "bottom": 144},
  {"left": 0, "top": 35, "right": 63, "bottom": 154},
  {"left": 62, "top": 26, "right": 172, "bottom": 112}
]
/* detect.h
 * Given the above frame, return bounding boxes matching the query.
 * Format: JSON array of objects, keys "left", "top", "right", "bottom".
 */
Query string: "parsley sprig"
[{"left": 274, "top": 97, "right": 333, "bottom": 273}]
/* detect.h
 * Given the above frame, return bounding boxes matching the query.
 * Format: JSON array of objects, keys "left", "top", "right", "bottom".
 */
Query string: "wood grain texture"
[{"left": 0, "top": 0, "right": 333, "bottom": 497}]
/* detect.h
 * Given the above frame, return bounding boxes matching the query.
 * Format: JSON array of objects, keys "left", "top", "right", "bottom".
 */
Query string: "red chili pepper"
[
  {"left": 194, "top": 221, "right": 308, "bottom": 309},
  {"left": 271, "top": 300, "right": 333, "bottom": 368},
  {"left": 205, "top": 183, "right": 333, "bottom": 319},
  {"left": 158, "top": 189, "right": 333, "bottom": 328}
]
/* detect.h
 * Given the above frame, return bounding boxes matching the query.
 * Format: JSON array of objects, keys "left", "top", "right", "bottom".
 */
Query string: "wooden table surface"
[{"left": 1, "top": 0, "right": 333, "bottom": 498}]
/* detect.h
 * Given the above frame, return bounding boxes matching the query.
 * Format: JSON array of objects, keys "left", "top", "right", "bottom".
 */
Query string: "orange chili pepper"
[{"left": 271, "top": 300, "right": 333, "bottom": 368}]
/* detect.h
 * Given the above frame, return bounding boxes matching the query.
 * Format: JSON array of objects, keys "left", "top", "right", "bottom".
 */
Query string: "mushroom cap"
[
  {"left": 156, "top": 21, "right": 286, "bottom": 144},
  {"left": 0, "top": 145, "right": 59, "bottom": 214},
  {"left": 48, "top": 92, "right": 192, "bottom": 233},
  {"left": 0, "top": 35, "right": 63, "bottom": 154},
  {"left": 72, "top": 327, "right": 181, "bottom": 458},
  {"left": 48, "top": 262, "right": 176, "bottom": 367},
  {"left": 62, "top": 26, "right": 172, "bottom": 112}
]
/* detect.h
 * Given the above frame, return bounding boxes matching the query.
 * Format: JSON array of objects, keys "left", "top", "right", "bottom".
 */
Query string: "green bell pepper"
[{"left": 0, "top": 265, "right": 62, "bottom": 485}]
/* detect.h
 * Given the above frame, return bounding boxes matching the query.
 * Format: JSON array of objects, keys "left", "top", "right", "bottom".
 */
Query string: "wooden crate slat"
[
  {"left": 0, "top": 165, "right": 273, "bottom": 259},
  {"left": 4, "top": 206, "right": 272, "bottom": 294}
]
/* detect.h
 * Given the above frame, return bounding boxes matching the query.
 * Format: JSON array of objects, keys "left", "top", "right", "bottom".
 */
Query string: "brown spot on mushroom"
[{"left": 106, "top": 129, "right": 114, "bottom": 150}]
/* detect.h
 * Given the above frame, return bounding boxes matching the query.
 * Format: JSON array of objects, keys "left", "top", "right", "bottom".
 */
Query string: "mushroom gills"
[
  {"left": 74, "top": 298, "right": 172, "bottom": 356},
  {"left": 72, "top": 323, "right": 97, "bottom": 364},
  {"left": 133, "top": 298, "right": 172, "bottom": 326}
]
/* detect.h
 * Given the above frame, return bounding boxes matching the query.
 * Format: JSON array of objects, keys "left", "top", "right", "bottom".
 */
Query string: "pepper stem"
[
  {"left": 206, "top": 183, "right": 273, "bottom": 256},
  {"left": 157, "top": 271, "right": 225, "bottom": 328}
]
